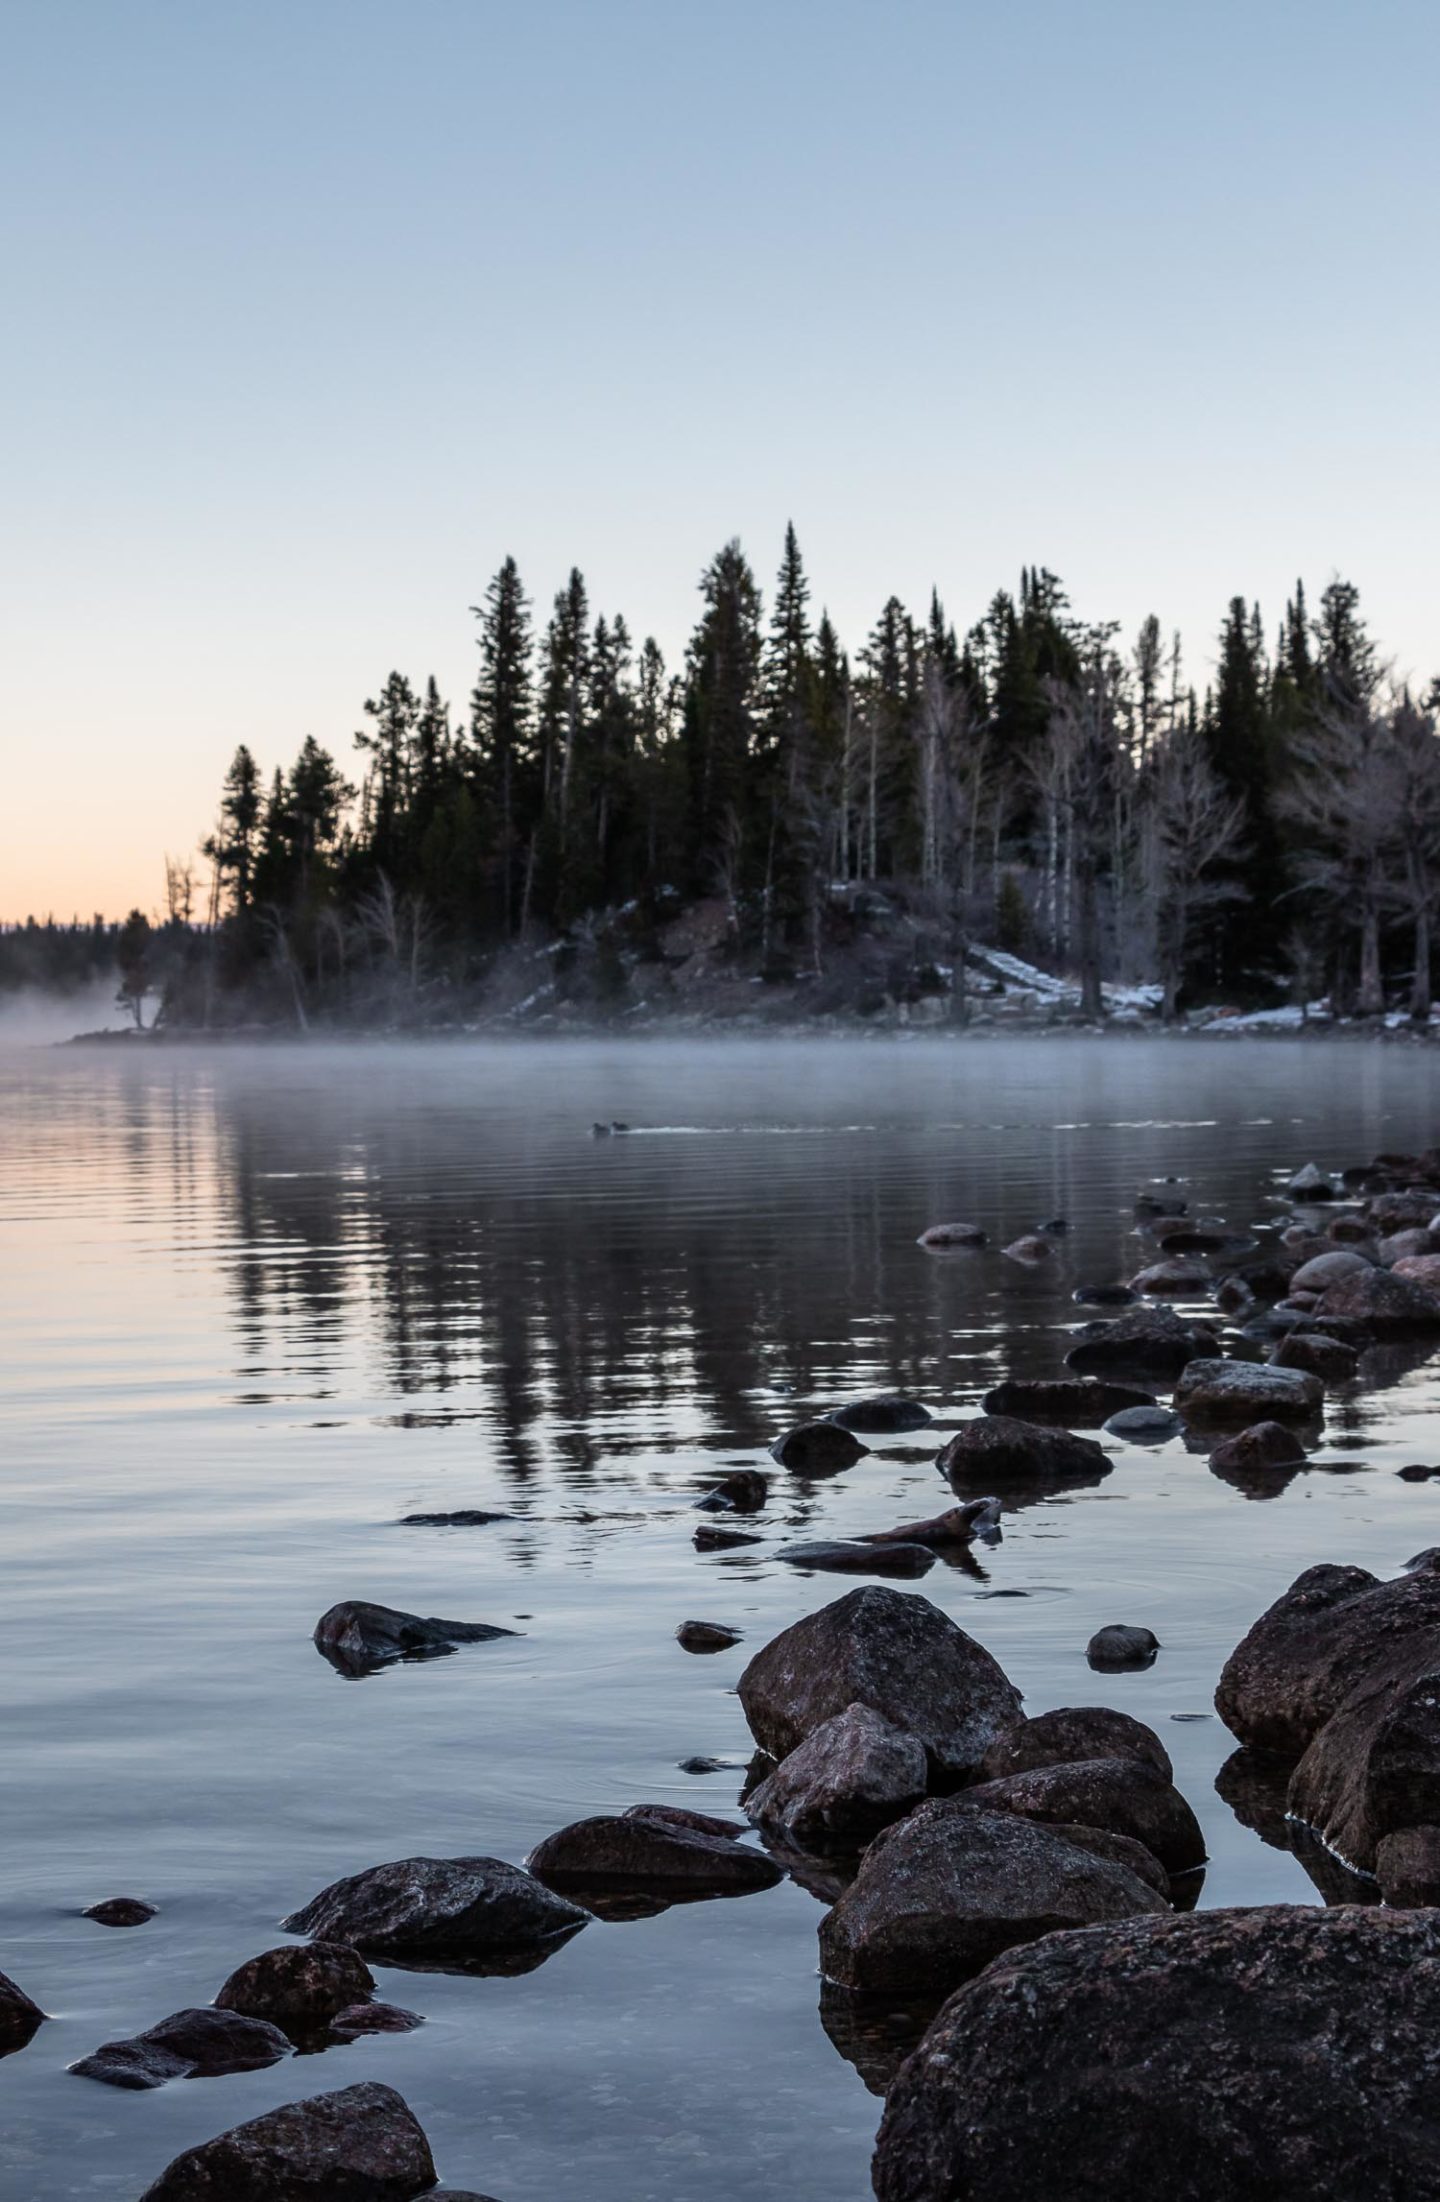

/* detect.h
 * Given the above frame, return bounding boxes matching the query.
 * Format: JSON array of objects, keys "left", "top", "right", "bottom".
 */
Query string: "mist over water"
[
  {"left": 5, "top": 1035, "right": 1440, "bottom": 2199},
  {"left": 0, "top": 981, "right": 124, "bottom": 1047}
]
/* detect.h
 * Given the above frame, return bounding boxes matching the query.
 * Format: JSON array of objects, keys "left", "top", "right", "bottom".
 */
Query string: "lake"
[{"left": 4, "top": 1034, "right": 1440, "bottom": 2200}]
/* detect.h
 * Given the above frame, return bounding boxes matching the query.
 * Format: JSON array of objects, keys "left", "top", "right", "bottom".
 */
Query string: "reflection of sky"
[{"left": 3, "top": 0, "right": 1437, "bottom": 918}]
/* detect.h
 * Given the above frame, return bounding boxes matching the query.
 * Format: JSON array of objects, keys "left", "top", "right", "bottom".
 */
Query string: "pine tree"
[
  {"left": 471, "top": 557, "right": 534, "bottom": 936},
  {"left": 682, "top": 540, "right": 761, "bottom": 902},
  {"left": 204, "top": 745, "right": 263, "bottom": 915}
]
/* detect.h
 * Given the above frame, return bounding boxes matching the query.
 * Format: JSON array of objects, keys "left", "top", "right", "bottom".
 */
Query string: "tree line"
[{"left": 166, "top": 534, "right": 1440, "bottom": 1024}]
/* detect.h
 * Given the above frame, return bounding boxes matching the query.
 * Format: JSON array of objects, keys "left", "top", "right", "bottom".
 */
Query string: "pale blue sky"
[{"left": 2, "top": 0, "right": 1436, "bottom": 916}]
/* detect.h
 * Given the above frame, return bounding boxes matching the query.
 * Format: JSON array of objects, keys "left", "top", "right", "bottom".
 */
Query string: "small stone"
[
  {"left": 1072, "top": 1283, "right": 1137, "bottom": 1306},
  {"left": 71, "top": 2006, "right": 291, "bottom": 2090},
  {"left": 676, "top": 1620, "right": 742, "bottom": 1653},
  {"left": 693, "top": 1469, "right": 769, "bottom": 1512},
  {"left": 327, "top": 2001, "right": 423, "bottom": 2039},
  {"left": 677, "top": 1756, "right": 744, "bottom": 1775},
  {"left": 828, "top": 1396, "right": 933, "bottom": 1433},
  {"left": 214, "top": 1942, "right": 376, "bottom": 2027},
  {"left": 1288, "top": 1162, "right": 1334, "bottom": 1199},
  {"left": 917, "top": 1221, "right": 986, "bottom": 1248},
  {"left": 82, "top": 1897, "right": 156, "bottom": 1927},
  {"left": 1270, "top": 1332, "right": 1360, "bottom": 1382},
  {"left": 281, "top": 1857, "right": 590, "bottom": 1972},
  {"left": 745, "top": 1703, "right": 928, "bottom": 1846},
  {"left": 313, "top": 1602, "right": 516, "bottom": 1677},
  {"left": 1104, "top": 1405, "right": 1183, "bottom": 1440},
  {"left": 768, "top": 1423, "right": 869, "bottom": 1471},
  {"left": 860, "top": 1500, "right": 1002, "bottom": 1548},
  {"left": 1002, "top": 1235, "right": 1054, "bottom": 1264},
  {"left": 527, "top": 1814, "right": 780, "bottom": 1898},
  {"left": 693, "top": 1523, "right": 763, "bottom": 1550},
  {"left": 939, "top": 1417, "right": 1110, "bottom": 1488},
  {"left": 981, "top": 1379, "right": 1155, "bottom": 1426},
  {"left": 1087, "top": 1624, "right": 1160, "bottom": 1670}
]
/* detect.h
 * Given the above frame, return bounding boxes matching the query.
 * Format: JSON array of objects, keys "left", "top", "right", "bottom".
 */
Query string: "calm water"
[{"left": 5, "top": 1035, "right": 1440, "bottom": 2200}]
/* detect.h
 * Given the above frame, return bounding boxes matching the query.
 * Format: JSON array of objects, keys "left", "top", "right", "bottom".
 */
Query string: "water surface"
[{"left": 4, "top": 1036, "right": 1440, "bottom": 2199}]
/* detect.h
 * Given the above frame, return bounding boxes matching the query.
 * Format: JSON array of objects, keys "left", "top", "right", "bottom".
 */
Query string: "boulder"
[
  {"left": 1378, "top": 1229, "right": 1435, "bottom": 1265},
  {"left": 1086, "top": 1623, "right": 1160, "bottom": 1670},
  {"left": 1269, "top": 1332, "right": 1359, "bottom": 1382},
  {"left": 775, "top": 1540, "right": 935, "bottom": 1578},
  {"left": 693, "top": 1468, "right": 769, "bottom": 1512},
  {"left": 1207, "top": 1420, "right": 1308, "bottom": 1479},
  {"left": 1172, "top": 1358, "right": 1323, "bottom": 1422},
  {"left": 744, "top": 1703, "right": 927, "bottom": 1846},
  {"left": 313, "top": 1602, "right": 515, "bottom": 1676},
  {"left": 860, "top": 1500, "right": 1001, "bottom": 1549},
  {"left": 976, "top": 1706, "right": 1172, "bottom": 1784},
  {"left": 1066, "top": 1306, "right": 1212, "bottom": 1379},
  {"left": 214, "top": 1942, "right": 377, "bottom": 2028},
  {"left": 958, "top": 1755, "right": 1204, "bottom": 1873},
  {"left": 736, "top": 1586, "right": 1022, "bottom": 1782},
  {"left": 917, "top": 1222, "right": 986, "bottom": 1248},
  {"left": 0, "top": 1970, "right": 44, "bottom": 2057},
  {"left": 818, "top": 1803, "right": 1166, "bottom": 1996},
  {"left": 1394, "top": 1254, "right": 1440, "bottom": 1291},
  {"left": 871, "top": 1907, "right": 1440, "bottom": 2202},
  {"left": 71, "top": 2006, "right": 291, "bottom": 2090},
  {"left": 1290, "top": 1248, "right": 1373, "bottom": 1292},
  {"left": 1314, "top": 1267, "right": 1440, "bottom": 1331},
  {"left": 768, "top": 1423, "right": 869, "bottom": 1472},
  {"left": 82, "top": 1897, "right": 155, "bottom": 1926},
  {"left": 980, "top": 1379, "right": 1155, "bottom": 1427},
  {"left": 828, "top": 1396, "right": 933, "bottom": 1433},
  {"left": 675, "top": 1620, "right": 742, "bottom": 1652},
  {"left": 937, "top": 1417, "right": 1109, "bottom": 1488},
  {"left": 1288, "top": 1658, "right": 1440, "bottom": 1872},
  {"left": 622, "top": 1803, "right": 746, "bottom": 1839},
  {"left": 1376, "top": 1824, "right": 1440, "bottom": 1906},
  {"left": 1369, "top": 1191, "right": 1440, "bottom": 1231},
  {"left": 527, "top": 1814, "right": 781, "bottom": 1898},
  {"left": 1216, "top": 1564, "right": 1440, "bottom": 1755},
  {"left": 138, "top": 2081, "right": 436, "bottom": 2202},
  {"left": 280, "top": 1857, "right": 590, "bottom": 1972}
]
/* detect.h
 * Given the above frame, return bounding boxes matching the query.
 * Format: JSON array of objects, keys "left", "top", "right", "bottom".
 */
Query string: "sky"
[{"left": 2, "top": 0, "right": 1437, "bottom": 921}]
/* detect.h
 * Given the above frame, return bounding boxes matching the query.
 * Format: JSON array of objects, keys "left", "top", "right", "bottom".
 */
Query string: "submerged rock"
[
  {"left": 214, "top": 1942, "right": 378, "bottom": 2029},
  {"left": 72, "top": 2006, "right": 291, "bottom": 2090},
  {"left": 1072, "top": 1283, "right": 1137, "bottom": 1306},
  {"left": 0, "top": 1971, "right": 44, "bottom": 2057},
  {"left": 1001, "top": 1235, "right": 1054, "bottom": 1265},
  {"left": 959, "top": 1755, "right": 1203, "bottom": 1873},
  {"left": 1215, "top": 1563, "right": 1440, "bottom": 1755},
  {"left": 980, "top": 1378, "right": 1155, "bottom": 1427},
  {"left": 398, "top": 1508, "right": 515, "bottom": 1527},
  {"left": 827, "top": 1396, "right": 932, "bottom": 1433},
  {"left": 1172, "top": 1358, "right": 1323, "bottom": 1422},
  {"left": 736, "top": 1586, "right": 1022, "bottom": 1782},
  {"left": 1131, "top": 1258, "right": 1211, "bottom": 1294},
  {"left": 871, "top": 1907, "right": 1440, "bottom": 2202},
  {"left": 818, "top": 1802, "right": 1165, "bottom": 1996},
  {"left": 82, "top": 1897, "right": 156, "bottom": 1927},
  {"left": 768, "top": 1423, "right": 869, "bottom": 1472},
  {"left": 693, "top": 1523, "right": 763, "bottom": 1550},
  {"left": 527, "top": 1814, "right": 781, "bottom": 1901},
  {"left": 938, "top": 1416, "right": 1109, "bottom": 1488},
  {"left": 1086, "top": 1623, "right": 1161, "bottom": 1670},
  {"left": 860, "top": 1500, "right": 1001, "bottom": 1549},
  {"left": 675, "top": 1620, "right": 743, "bottom": 1652},
  {"left": 775, "top": 1539, "right": 935, "bottom": 1578},
  {"left": 281, "top": 1857, "right": 590, "bottom": 1973},
  {"left": 745, "top": 1702, "right": 927, "bottom": 1846},
  {"left": 977, "top": 1706, "right": 1172, "bottom": 1784},
  {"left": 693, "top": 1469, "right": 769, "bottom": 1513},
  {"left": 313, "top": 1602, "right": 516, "bottom": 1676},
  {"left": 138, "top": 2080, "right": 436, "bottom": 2202},
  {"left": 917, "top": 1221, "right": 986, "bottom": 1248}
]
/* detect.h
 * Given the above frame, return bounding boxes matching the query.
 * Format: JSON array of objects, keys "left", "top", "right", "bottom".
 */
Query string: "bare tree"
[
  {"left": 1279, "top": 696, "right": 1394, "bottom": 1017},
  {"left": 1377, "top": 696, "right": 1440, "bottom": 1022},
  {"left": 1140, "top": 717, "right": 1247, "bottom": 1019}
]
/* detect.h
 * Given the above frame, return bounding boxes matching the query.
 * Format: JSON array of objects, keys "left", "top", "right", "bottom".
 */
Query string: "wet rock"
[
  {"left": 1213, "top": 1274, "right": 1255, "bottom": 1315},
  {"left": 938, "top": 1416, "right": 1110, "bottom": 1489},
  {"left": 737, "top": 1585, "right": 1023, "bottom": 1782},
  {"left": 1288, "top": 1161, "right": 1335, "bottom": 1199},
  {"left": 0, "top": 1970, "right": 44, "bottom": 2057},
  {"left": 978, "top": 1706, "right": 1172, "bottom": 1784},
  {"left": 1393, "top": 1254, "right": 1440, "bottom": 1291},
  {"left": 1134, "top": 1191, "right": 1188, "bottom": 1218},
  {"left": 281, "top": 1857, "right": 590, "bottom": 1973},
  {"left": 828, "top": 1396, "right": 932, "bottom": 1433},
  {"left": 527, "top": 1814, "right": 781, "bottom": 1901},
  {"left": 1410, "top": 1549, "right": 1440, "bottom": 1569},
  {"left": 675, "top": 1620, "right": 742, "bottom": 1652},
  {"left": 1172, "top": 1358, "right": 1323, "bottom": 1422},
  {"left": 980, "top": 1378, "right": 1155, "bottom": 1427},
  {"left": 1399, "top": 1464, "right": 1440, "bottom": 1482},
  {"left": 1269, "top": 1330, "right": 1360, "bottom": 1381},
  {"left": 677, "top": 1755, "right": 745, "bottom": 1775},
  {"left": 693, "top": 1523, "right": 762, "bottom": 1550},
  {"left": 313, "top": 1602, "right": 515, "bottom": 1676},
  {"left": 1152, "top": 1227, "right": 1238, "bottom": 1255},
  {"left": 745, "top": 1703, "right": 927, "bottom": 1846},
  {"left": 623, "top": 1803, "right": 746, "bottom": 1839},
  {"left": 1216, "top": 1563, "right": 1440, "bottom": 1755},
  {"left": 917, "top": 1221, "right": 986, "bottom": 1248},
  {"left": 1086, "top": 1623, "right": 1161, "bottom": 1670},
  {"left": 72, "top": 2006, "right": 291, "bottom": 2090},
  {"left": 1328, "top": 1212, "right": 1378, "bottom": 1243},
  {"left": 1376, "top": 1824, "right": 1440, "bottom": 1905},
  {"left": 768, "top": 1422, "right": 869, "bottom": 1472},
  {"left": 818, "top": 1977, "right": 939, "bottom": 2098},
  {"left": 1288, "top": 1658, "right": 1440, "bottom": 1872},
  {"left": 1072, "top": 1282, "right": 1137, "bottom": 1306},
  {"left": 871, "top": 1906, "right": 1440, "bottom": 2202},
  {"left": 818, "top": 1802, "right": 1166, "bottom": 1996},
  {"left": 860, "top": 1500, "right": 1001, "bottom": 1549},
  {"left": 1001, "top": 1235, "right": 1054, "bottom": 1264},
  {"left": 82, "top": 1897, "right": 155, "bottom": 1926},
  {"left": 960, "top": 1755, "right": 1203, "bottom": 1872},
  {"left": 1214, "top": 1256, "right": 1294, "bottom": 1303},
  {"left": 328, "top": 2002, "right": 424, "bottom": 2039},
  {"left": 1131, "top": 1258, "right": 1210, "bottom": 1294},
  {"left": 137, "top": 2080, "right": 436, "bottom": 2202},
  {"left": 1315, "top": 1266, "right": 1440, "bottom": 1331},
  {"left": 398, "top": 1509, "right": 514, "bottom": 1527},
  {"left": 1379, "top": 1228, "right": 1435, "bottom": 1265},
  {"left": 1065, "top": 1305, "right": 1212, "bottom": 1379},
  {"left": 1206, "top": 1419, "right": 1308, "bottom": 1487},
  {"left": 1104, "top": 1404, "right": 1183, "bottom": 1440},
  {"left": 693, "top": 1468, "right": 769, "bottom": 1512},
  {"left": 1290, "top": 1249, "right": 1373, "bottom": 1291},
  {"left": 1369, "top": 1190, "right": 1440, "bottom": 1232},
  {"left": 214, "top": 1942, "right": 377, "bottom": 2028},
  {"left": 775, "top": 1539, "right": 935, "bottom": 1578}
]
